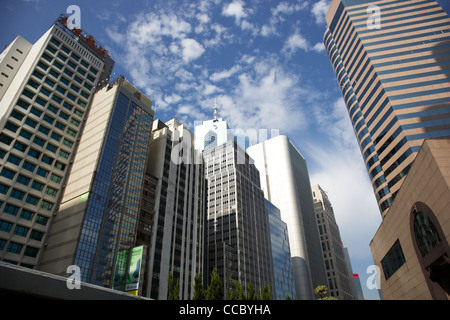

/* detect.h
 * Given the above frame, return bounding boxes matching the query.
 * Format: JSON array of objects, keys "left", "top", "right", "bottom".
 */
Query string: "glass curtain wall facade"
[
  {"left": 265, "top": 199, "right": 296, "bottom": 300},
  {"left": 39, "top": 77, "right": 153, "bottom": 289},
  {"left": 324, "top": 0, "right": 450, "bottom": 216},
  {"left": 78, "top": 90, "right": 153, "bottom": 287},
  {"left": 0, "top": 20, "right": 111, "bottom": 268}
]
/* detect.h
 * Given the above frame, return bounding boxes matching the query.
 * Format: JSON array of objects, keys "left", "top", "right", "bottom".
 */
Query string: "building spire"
[{"left": 213, "top": 98, "right": 218, "bottom": 121}]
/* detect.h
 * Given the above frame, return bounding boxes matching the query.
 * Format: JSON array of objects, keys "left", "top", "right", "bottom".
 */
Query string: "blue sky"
[{"left": 2, "top": 0, "right": 450, "bottom": 300}]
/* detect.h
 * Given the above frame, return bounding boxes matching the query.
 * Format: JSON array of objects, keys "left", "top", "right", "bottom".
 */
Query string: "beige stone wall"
[{"left": 370, "top": 138, "right": 450, "bottom": 300}]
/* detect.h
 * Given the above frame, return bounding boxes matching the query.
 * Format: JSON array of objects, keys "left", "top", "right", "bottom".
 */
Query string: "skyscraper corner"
[
  {"left": 324, "top": 0, "right": 450, "bottom": 300},
  {"left": 324, "top": 0, "right": 450, "bottom": 216}
]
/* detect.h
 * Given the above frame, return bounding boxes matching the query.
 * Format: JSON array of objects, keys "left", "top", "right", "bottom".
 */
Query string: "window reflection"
[{"left": 413, "top": 210, "right": 441, "bottom": 258}]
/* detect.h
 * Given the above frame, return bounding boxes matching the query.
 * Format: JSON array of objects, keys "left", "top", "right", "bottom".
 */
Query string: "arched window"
[
  {"left": 413, "top": 210, "right": 442, "bottom": 258},
  {"left": 410, "top": 202, "right": 450, "bottom": 298}
]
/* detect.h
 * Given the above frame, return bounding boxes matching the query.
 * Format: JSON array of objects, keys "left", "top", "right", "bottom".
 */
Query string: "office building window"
[
  {"left": 381, "top": 240, "right": 406, "bottom": 280},
  {"left": 24, "top": 246, "right": 39, "bottom": 258},
  {"left": 13, "top": 225, "right": 29, "bottom": 237},
  {"left": 3, "top": 204, "right": 19, "bottom": 216},
  {"left": 7, "top": 242, "right": 23, "bottom": 254},
  {"left": 0, "top": 220, "right": 13, "bottom": 232},
  {"left": 20, "top": 209, "right": 34, "bottom": 221}
]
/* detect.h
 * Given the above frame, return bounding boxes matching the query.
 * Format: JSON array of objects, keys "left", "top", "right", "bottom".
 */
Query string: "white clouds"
[
  {"left": 181, "top": 38, "right": 205, "bottom": 62},
  {"left": 261, "top": 1, "right": 308, "bottom": 37},
  {"left": 308, "top": 143, "right": 382, "bottom": 259},
  {"left": 222, "top": 0, "right": 258, "bottom": 34},
  {"left": 273, "top": 1, "right": 308, "bottom": 16},
  {"left": 128, "top": 12, "right": 191, "bottom": 45},
  {"left": 210, "top": 65, "right": 242, "bottom": 82},
  {"left": 282, "top": 32, "right": 309, "bottom": 56},
  {"left": 305, "top": 96, "right": 382, "bottom": 260},
  {"left": 222, "top": 0, "right": 248, "bottom": 23},
  {"left": 311, "top": 0, "right": 331, "bottom": 24},
  {"left": 203, "top": 83, "right": 222, "bottom": 95},
  {"left": 282, "top": 31, "right": 327, "bottom": 56},
  {"left": 164, "top": 93, "right": 182, "bottom": 105},
  {"left": 312, "top": 42, "right": 326, "bottom": 53},
  {"left": 213, "top": 57, "right": 310, "bottom": 133},
  {"left": 203, "top": 23, "right": 229, "bottom": 48}
]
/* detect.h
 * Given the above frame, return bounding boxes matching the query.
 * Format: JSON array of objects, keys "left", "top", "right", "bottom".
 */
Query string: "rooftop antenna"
[{"left": 213, "top": 98, "right": 218, "bottom": 121}]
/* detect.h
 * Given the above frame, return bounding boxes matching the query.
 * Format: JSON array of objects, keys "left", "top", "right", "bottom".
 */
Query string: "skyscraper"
[
  {"left": 39, "top": 76, "right": 154, "bottom": 289},
  {"left": 312, "top": 184, "right": 356, "bottom": 300},
  {"left": 202, "top": 140, "right": 274, "bottom": 297},
  {"left": 0, "top": 16, "right": 113, "bottom": 268},
  {"left": 324, "top": 0, "right": 450, "bottom": 216},
  {"left": 141, "top": 118, "right": 205, "bottom": 299},
  {"left": 247, "top": 135, "right": 328, "bottom": 300},
  {"left": 265, "top": 199, "right": 296, "bottom": 300}
]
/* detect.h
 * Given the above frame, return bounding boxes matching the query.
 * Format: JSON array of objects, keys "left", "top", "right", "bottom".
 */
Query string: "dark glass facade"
[
  {"left": 204, "top": 141, "right": 274, "bottom": 297},
  {"left": 73, "top": 91, "right": 153, "bottom": 286},
  {"left": 266, "top": 199, "right": 295, "bottom": 300}
]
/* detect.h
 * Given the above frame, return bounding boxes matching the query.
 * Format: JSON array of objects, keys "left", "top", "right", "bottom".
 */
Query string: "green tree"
[
  {"left": 173, "top": 279, "right": 180, "bottom": 300},
  {"left": 225, "top": 283, "right": 235, "bottom": 300},
  {"left": 246, "top": 279, "right": 256, "bottom": 300},
  {"left": 285, "top": 293, "right": 291, "bottom": 300},
  {"left": 193, "top": 273, "right": 205, "bottom": 300},
  {"left": 167, "top": 272, "right": 174, "bottom": 300},
  {"left": 232, "top": 279, "right": 244, "bottom": 300},
  {"left": 206, "top": 268, "right": 223, "bottom": 300},
  {"left": 167, "top": 271, "right": 180, "bottom": 300},
  {"left": 314, "top": 285, "right": 339, "bottom": 300},
  {"left": 261, "top": 283, "right": 272, "bottom": 300}
]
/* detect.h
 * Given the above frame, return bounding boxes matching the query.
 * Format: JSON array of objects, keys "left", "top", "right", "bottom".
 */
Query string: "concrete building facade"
[
  {"left": 141, "top": 118, "right": 205, "bottom": 300},
  {"left": 312, "top": 184, "right": 356, "bottom": 300},
  {"left": 370, "top": 139, "right": 450, "bottom": 300},
  {"left": 0, "top": 16, "right": 113, "bottom": 269}
]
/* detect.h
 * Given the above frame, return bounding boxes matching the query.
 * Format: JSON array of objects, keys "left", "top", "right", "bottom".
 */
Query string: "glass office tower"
[
  {"left": 39, "top": 76, "right": 154, "bottom": 289},
  {"left": 0, "top": 16, "right": 113, "bottom": 268},
  {"left": 265, "top": 199, "right": 296, "bottom": 300},
  {"left": 324, "top": 0, "right": 450, "bottom": 216}
]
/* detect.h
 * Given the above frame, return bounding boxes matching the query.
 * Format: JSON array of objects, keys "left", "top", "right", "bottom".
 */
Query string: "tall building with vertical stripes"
[{"left": 324, "top": 0, "right": 450, "bottom": 216}]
